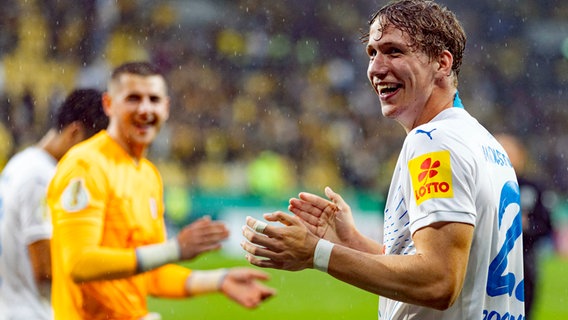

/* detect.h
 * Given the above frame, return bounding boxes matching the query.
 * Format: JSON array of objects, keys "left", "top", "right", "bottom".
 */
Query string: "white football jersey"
[
  {"left": 379, "top": 108, "right": 524, "bottom": 319},
  {"left": 0, "top": 147, "right": 55, "bottom": 319}
]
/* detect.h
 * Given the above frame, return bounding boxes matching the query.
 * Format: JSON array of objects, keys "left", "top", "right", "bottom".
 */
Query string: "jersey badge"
[
  {"left": 61, "top": 178, "right": 90, "bottom": 212},
  {"left": 409, "top": 150, "right": 454, "bottom": 205}
]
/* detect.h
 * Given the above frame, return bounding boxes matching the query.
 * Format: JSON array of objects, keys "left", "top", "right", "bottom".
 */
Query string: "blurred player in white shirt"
[{"left": 0, "top": 89, "right": 108, "bottom": 319}]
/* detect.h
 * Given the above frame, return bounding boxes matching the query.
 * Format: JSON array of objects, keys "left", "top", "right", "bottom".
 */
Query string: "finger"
[
  {"left": 199, "top": 226, "right": 229, "bottom": 238},
  {"left": 245, "top": 216, "right": 271, "bottom": 235},
  {"left": 252, "top": 217, "right": 268, "bottom": 233},
  {"left": 298, "top": 191, "right": 333, "bottom": 211},
  {"left": 198, "top": 235, "right": 227, "bottom": 247},
  {"left": 289, "top": 198, "right": 324, "bottom": 217},
  {"left": 194, "top": 228, "right": 230, "bottom": 243},
  {"left": 264, "top": 211, "right": 298, "bottom": 227},
  {"left": 197, "top": 243, "right": 223, "bottom": 252},
  {"left": 249, "top": 270, "right": 271, "bottom": 281},
  {"left": 325, "top": 186, "right": 347, "bottom": 208},
  {"left": 245, "top": 253, "right": 283, "bottom": 269},
  {"left": 288, "top": 201, "right": 321, "bottom": 227},
  {"left": 241, "top": 225, "right": 278, "bottom": 250},
  {"left": 245, "top": 215, "right": 288, "bottom": 238},
  {"left": 240, "top": 268, "right": 271, "bottom": 281},
  {"left": 240, "top": 238, "right": 281, "bottom": 261}
]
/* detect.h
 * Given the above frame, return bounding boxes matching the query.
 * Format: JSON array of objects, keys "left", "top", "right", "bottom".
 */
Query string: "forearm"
[
  {"left": 326, "top": 244, "right": 459, "bottom": 309},
  {"left": 146, "top": 264, "right": 192, "bottom": 298},
  {"left": 343, "top": 230, "right": 383, "bottom": 254},
  {"left": 71, "top": 239, "right": 183, "bottom": 282},
  {"left": 70, "top": 247, "right": 138, "bottom": 282},
  {"left": 29, "top": 239, "right": 52, "bottom": 286},
  {"left": 323, "top": 223, "right": 472, "bottom": 310}
]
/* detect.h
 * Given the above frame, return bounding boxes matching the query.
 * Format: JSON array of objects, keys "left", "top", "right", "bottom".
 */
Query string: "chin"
[{"left": 381, "top": 105, "right": 399, "bottom": 119}]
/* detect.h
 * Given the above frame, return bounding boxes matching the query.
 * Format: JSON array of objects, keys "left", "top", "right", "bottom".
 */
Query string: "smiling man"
[
  {"left": 241, "top": 1, "right": 525, "bottom": 319},
  {"left": 48, "top": 62, "right": 274, "bottom": 319}
]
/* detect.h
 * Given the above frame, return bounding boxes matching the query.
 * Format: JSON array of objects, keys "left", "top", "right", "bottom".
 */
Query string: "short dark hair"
[
  {"left": 110, "top": 61, "right": 165, "bottom": 82},
  {"left": 54, "top": 88, "right": 109, "bottom": 138},
  {"left": 108, "top": 61, "right": 168, "bottom": 95},
  {"left": 363, "top": 0, "right": 466, "bottom": 77}
]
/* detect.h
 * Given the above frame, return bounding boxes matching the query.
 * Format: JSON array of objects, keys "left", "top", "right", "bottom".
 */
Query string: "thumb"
[{"left": 325, "top": 186, "right": 342, "bottom": 205}]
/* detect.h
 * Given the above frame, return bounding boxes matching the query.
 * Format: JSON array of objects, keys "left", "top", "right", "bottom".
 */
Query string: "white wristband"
[
  {"left": 185, "top": 269, "right": 229, "bottom": 296},
  {"left": 313, "top": 239, "right": 334, "bottom": 273},
  {"left": 135, "top": 238, "right": 181, "bottom": 272}
]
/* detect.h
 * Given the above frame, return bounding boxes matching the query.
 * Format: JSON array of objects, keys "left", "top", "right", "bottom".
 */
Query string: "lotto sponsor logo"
[{"left": 408, "top": 150, "right": 453, "bottom": 206}]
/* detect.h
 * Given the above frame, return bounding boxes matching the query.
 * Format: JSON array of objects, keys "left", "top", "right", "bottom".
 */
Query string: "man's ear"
[
  {"left": 102, "top": 92, "right": 112, "bottom": 116},
  {"left": 66, "top": 121, "right": 86, "bottom": 143},
  {"left": 438, "top": 50, "right": 453, "bottom": 77}
]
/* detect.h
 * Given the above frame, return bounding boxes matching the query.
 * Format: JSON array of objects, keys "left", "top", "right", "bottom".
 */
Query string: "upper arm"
[{"left": 412, "top": 221, "right": 474, "bottom": 307}]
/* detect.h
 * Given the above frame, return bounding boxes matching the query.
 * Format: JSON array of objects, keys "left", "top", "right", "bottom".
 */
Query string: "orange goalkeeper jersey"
[{"left": 48, "top": 131, "right": 191, "bottom": 320}]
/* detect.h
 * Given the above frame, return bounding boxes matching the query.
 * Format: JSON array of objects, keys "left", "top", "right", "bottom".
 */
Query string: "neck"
[
  {"left": 37, "top": 130, "right": 63, "bottom": 160},
  {"left": 402, "top": 88, "right": 457, "bottom": 133},
  {"left": 105, "top": 131, "right": 147, "bottom": 162}
]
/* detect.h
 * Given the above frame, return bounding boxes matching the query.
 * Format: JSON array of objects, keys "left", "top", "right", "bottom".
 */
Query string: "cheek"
[{"left": 160, "top": 107, "right": 170, "bottom": 122}]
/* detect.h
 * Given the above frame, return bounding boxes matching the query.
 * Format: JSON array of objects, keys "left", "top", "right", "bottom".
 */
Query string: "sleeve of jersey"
[
  {"left": 21, "top": 176, "right": 52, "bottom": 245},
  {"left": 49, "top": 156, "right": 137, "bottom": 282},
  {"left": 145, "top": 264, "right": 192, "bottom": 298},
  {"left": 404, "top": 129, "right": 477, "bottom": 235}
]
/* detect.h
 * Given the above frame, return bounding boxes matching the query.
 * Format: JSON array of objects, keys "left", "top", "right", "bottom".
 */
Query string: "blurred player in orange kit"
[{"left": 47, "top": 61, "right": 274, "bottom": 319}]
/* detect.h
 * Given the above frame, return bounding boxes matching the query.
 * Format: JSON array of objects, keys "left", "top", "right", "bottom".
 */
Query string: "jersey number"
[{"left": 487, "top": 180, "right": 524, "bottom": 302}]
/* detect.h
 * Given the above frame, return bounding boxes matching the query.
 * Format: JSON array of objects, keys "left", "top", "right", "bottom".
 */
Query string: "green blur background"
[
  {"left": 151, "top": 190, "right": 568, "bottom": 320},
  {"left": 148, "top": 251, "right": 568, "bottom": 320}
]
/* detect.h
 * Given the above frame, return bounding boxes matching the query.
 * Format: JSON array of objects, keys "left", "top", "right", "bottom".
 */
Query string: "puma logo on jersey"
[{"left": 415, "top": 128, "right": 437, "bottom": 140}]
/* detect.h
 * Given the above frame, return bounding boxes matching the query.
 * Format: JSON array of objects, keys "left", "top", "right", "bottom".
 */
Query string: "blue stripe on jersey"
[{"left": 453, "top": 91, "right": 464, "bottom": 108}]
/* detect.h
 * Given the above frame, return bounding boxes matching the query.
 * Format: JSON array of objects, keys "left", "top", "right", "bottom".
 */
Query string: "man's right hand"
[{"left": 177, "top": 216, "right": 229, "bottom": 260}]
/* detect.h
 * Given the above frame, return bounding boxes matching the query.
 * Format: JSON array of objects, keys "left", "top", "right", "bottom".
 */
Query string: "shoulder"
[
  {"left": 1, "top": 148, "right": 55, "bottom": 186},
  {"left": 140, "top": 158, "right": 162, "bottom": 181},
  {"left": 59, "top": 133, "right": 110, "bottom": 169}
]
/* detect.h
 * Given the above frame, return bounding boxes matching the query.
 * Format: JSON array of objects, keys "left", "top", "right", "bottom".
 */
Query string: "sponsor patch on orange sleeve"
[
  {"left": 61, "top": 178, "right": 90, "bottom": 212},
  {"left": 408, "top": 150, "right": 454, "bottom": 206}
]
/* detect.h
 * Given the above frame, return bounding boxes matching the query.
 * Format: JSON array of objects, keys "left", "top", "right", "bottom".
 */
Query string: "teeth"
[{"left": 378, "top": 84, "right": 398, "bottom": 93}]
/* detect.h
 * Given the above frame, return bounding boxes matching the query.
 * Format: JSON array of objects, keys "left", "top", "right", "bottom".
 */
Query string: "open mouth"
[
  {"left": 134, "top": 121, "right": 155, "bottom": 133},
  {"left": 378, "top": 83, "right": 402, "bottom": 96}
]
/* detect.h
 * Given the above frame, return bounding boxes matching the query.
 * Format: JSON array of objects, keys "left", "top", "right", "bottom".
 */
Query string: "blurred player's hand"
[
  {"left": 288, "top": 186, "right": 358, "bottom": 247},
  {"left": 220, "top": 267, "right": 275, "bottom": 308},
  {"left": 177, "top": 216, "right": 229, "bottom": 260}
]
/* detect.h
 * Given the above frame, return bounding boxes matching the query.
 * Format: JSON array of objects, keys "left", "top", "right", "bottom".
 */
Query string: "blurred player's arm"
[
  {"left": 28, "top": 239, "right": 51, "bottom": 299},
  {"left": 55, "top": 213, "right": 229, "bottom": 283},
  {"left": 49, "top": 158, "right": 229, "bottom": 283},
  {"left": 145, "top": 263, "right": 274, "bottom": 308},
  {"left": 25, "top": 179, "right": 53, "bottom": 300}
]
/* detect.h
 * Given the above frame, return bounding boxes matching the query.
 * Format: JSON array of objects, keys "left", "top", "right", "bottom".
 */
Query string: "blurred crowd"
[{"left": 0, "top": 0, "right": 567, "bottom": 202}]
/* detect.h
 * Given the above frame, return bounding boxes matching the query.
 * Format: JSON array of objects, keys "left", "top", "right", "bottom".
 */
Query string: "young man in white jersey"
[
  {"left": 241, "top": 0, "right": 525, "bottom": 319},
  {"left": 0, "top": 89, "right": 109, "bottom": 319}
]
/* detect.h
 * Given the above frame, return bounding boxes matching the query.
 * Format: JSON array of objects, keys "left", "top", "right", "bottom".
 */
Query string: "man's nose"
[{"left": 368, "top": 55, "right": 388, "bottom": 79}]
